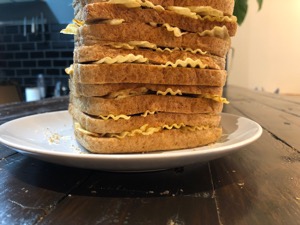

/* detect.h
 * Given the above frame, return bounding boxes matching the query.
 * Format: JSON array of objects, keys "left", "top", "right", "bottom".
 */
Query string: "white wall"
[{"left": 228, "top": 0, "right": 300, "bottom": 94}]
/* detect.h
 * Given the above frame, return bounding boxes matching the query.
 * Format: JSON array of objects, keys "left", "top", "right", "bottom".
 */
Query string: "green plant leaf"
[
  {"left": 234, "top": 0, "right": 263, "bottom": 25},
  {"left": 234, "top": 0, "right": 248, "bottom": 25},
  {"left": 257, "top": 0, "right": 263, "bottom": 10}
]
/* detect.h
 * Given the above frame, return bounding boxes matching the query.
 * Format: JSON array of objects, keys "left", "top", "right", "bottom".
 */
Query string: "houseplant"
[{"left": 234, "top": 0, "right": 263, "bottom": 25}]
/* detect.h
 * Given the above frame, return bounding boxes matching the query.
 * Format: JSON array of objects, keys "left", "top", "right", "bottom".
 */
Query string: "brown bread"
[
  {"left": 76, "top": 22, "right": 231, "bottom": 57},
  {"left": 70, "top": 93, "right": 223, "bottom": 116},
  {"left": 72, "top": 0, "right": 235, "bottom": 16},
  {"left": 74, "top": 125, "right": 222, "bottom": 153},
  {"left": 69, "top": 103, "right": 221, "bottom": 133},
  {"left": 74, "top": 45, "right": 226, "bottom": 70},
  {"left": 77, "top": 3, "right": 237, "bottom": 36},
  {"left": 71, "top": 63, "right": 227, "bottom": 86},
  {"left": 69, "top": 81, "right": 224, "bottom": 97}
]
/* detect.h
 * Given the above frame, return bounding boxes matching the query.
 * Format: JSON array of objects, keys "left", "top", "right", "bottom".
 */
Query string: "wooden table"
[{"left": 0, "top": 86, "right": 299, "bottom": 225}]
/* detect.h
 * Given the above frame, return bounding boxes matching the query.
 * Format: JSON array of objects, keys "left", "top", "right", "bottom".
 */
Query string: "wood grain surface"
[{"left": 0, "top": 86, "right": 299, "bottom": 225}]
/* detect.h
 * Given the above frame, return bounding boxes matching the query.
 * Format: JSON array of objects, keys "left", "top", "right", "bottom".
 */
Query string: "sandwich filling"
[
  {"left": 105, "top": 0, "right": 237, "bottom": 22},
  {"left": 61, "top": 20, "right": 230, "bottom": 40},
  {"left": 62, "top": 0, "right": 236, "bottom": 153},
  {"left": 98, "top": 41, "right": 208, "bottom": 55},
  {"left": 74, "top": 122, "right": 213, "bottom": 139}
]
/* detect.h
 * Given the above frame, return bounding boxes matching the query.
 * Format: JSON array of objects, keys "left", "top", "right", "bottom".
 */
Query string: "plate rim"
[{"left": 0, "top": 111, "right": 263, "bottom": 161}]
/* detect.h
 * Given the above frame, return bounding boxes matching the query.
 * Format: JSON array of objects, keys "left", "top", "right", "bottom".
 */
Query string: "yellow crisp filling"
[
  {"left": 161, "top": 58, "right": 209, "bottom": 69},
  {"left": 156, "top": 88, "right": 182, "bottom": 96},
  {"left": 61, "top": 20, "right": 229, "bottom": 39},
  {"left": 93, "top": 54, "right": 149, "bottom": 64},
  {"left": 168, "top": 6, "right": 237, "bottom": 22},
  {"left": 107, "top": 0, "right": 236, "bottom": 22},
  {"left": 60, "top": 19, "right": 84, "bottom": 35},
  {"left": 65, "top": 64, "right": 74, "bottom": 75},
  {"left": 102, "top": 87, "right": 228, "bottom": 103},
  {"left": 198, "top": 26, "right": 229, "bottom": 39},
  {"left": 201, "top": 94, "right": 230, "bottom": 104},
  {"left": 106, "top": 41, "right": 207, "bottom": 55},
  {"left": 69, "top": 55, "right": 210, "bottom": 68},
  {"left": 149, "top": 22, "right": 187, "bottom": 37},
  {"left": 75, "top": 122, "right": 211, "bottom": 139},
  {"left": 106, "top": 87, "right": 148, "bottom": 99},
  {"left": 99, "top": 114, "right": 131, "bottom": 120},
  {"left": 141, "top": 110, "right": 156, "bottom": 117},
  {"left": 98, "top": 110, "right": 156, "bottom": 121}
]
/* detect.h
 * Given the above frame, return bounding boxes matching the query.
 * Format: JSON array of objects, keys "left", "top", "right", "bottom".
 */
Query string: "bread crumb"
[
  {"left": 45, "top": 128, "right": 62, "bottom": 144},
  {"left": 49, "top": 133, "right": 61, "bottom": 144},
  {"left": 296, "top": 197, "right": 300, "bottom": 200}
]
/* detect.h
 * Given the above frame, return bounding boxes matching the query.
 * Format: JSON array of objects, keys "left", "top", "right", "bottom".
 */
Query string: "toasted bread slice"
[
  {"left": 72, "top": 0, "right": 235, "bottom": 16},
  {"left": 74, "top": 123, "right": 222, "bottom": 153},
  {"left": 70, "top": 93, "right": 223, "bottom": 116},
  {"left": 78, "top": 3, "right": 237, "bottom": 36},
  {"left": 69, "top": 80, "right": 224, "bottom": 97},
  {"left": 74, "top": 45, "right": 225, "bottom": 69},
  {"left": 69, "top": 103, "right": 221, "bottom": 133},
  {"left": 70, "top": 64, "right": 227, "bottom": 86},
  {"left": 76, "top": 22, "right": 231, "bottom": 57}
]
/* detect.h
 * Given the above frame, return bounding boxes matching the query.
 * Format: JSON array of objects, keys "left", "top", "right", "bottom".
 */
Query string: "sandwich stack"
[{"left": 62, "top": 0, "right": 237, "bottom": 153}]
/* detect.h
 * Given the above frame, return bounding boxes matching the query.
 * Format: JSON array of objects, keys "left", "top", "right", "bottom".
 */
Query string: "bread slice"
[
  {"left": 69, "top": 103, "right": 221, "bottom": 133},
  {"left": 70, "top": 93, "right": 223, "bottom": 116},
  {"left": 70, "top": 64, "right": 227, "bottom": 86},
  {"left": 76, "top": 22, "right": 231, "bottom": 57},
  {"left": 78, "top": 3, "right": 237, "bottom": 36},
  {"left": 72, "top": 0, "right": 235, "bottom": 16},
  {"left": 69, "top": 81, "right": 224, "bottom": 97},
  {"left": 74, "top": 45, "right": 225, "bottom": 70},
  {"left": 74, "top": 123, "right": 222, "bottom": 153}
]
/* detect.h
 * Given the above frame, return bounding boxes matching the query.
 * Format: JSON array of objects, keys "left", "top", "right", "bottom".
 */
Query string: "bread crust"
[
  {"left": 70, "top": 93, "right": 223, "bottom": 116},
  {"left": 74, "top": 45, "right": 225, "bottom": 70},
  {"left": 70, "top": 103, "right": 221, "bottom": 133},
  {"left": 76, "top": 22, "right": 231, "bottom": 57},
  {"left": 72, "top": 63, "right": 227, "bottom": 86},
  {"left": 78, "top": 3, "right": 237, "bottom": 36},
  {"left": 75, "top": 125, "right": 222, "bottom": 153}
]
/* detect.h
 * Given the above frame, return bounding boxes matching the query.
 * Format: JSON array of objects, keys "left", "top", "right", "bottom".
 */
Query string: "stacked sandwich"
[{"left": 62, "top": 0, "right": 237, "bottom": 153}]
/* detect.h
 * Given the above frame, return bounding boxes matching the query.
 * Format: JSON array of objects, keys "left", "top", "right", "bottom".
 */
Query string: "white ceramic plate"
[{"left": 0, "top": 111, "right": 262, "bottom": 171}]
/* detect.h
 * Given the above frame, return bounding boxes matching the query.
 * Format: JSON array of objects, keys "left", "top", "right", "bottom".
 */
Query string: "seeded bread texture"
[
  {"left": 76, "top": 22, "right": 231, "bottom": 57},
  {"left": 75, "top": 125, "right": 222, "bottom": 153},
  {"left": 72, "top": 0, "right": 235, "bottom": 16},
  {"left": 70, "top": 93, "right": 223, "bottom": 116},
  {"left": 69, "top": 81, "right": 223, "bottom": 97},
  {"left": 68, "top": 0, "right": 234, "bottom": 153},
  {"left": 72, "top": 64, "right": 227, "bottom": 86},
  {"left": 69, "top": 104, "right": 221, "bottom": 133},
  {"left": 74, "top": 45, "right": 226, "bottom": 69},
  {"left": 77, "top": 3, "right": 237, "bottom": 36}
]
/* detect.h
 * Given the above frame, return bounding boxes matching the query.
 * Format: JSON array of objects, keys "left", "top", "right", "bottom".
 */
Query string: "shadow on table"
[{"left": 3, "top": 154, "right": 248, "bottom": 199}]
